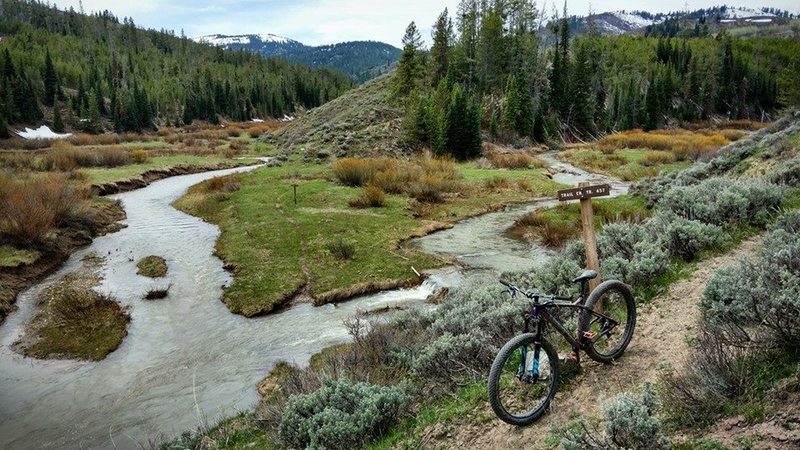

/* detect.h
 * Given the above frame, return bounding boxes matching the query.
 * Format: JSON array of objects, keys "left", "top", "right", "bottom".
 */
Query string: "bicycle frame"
[{"left": 507, "top": 282, "right": 621, "bottom": 356}]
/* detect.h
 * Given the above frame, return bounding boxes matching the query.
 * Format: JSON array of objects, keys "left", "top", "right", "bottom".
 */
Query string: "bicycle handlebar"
[{"left": 499, "top": 280, "right": 572, "bottom": 302}]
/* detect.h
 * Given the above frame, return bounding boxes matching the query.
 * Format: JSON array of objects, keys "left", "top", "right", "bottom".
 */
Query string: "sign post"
[{"left": 557, "top": 182, "right": 610, "bottom": 292}]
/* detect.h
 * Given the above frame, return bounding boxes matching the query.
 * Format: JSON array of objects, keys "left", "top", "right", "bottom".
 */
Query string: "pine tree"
[
  {"left": 0, "top": 111, "right": 9, "bottom": 139},
  {"left": 52, "top": 100, "right": 65, "bottom": 133},
  {"left": 444, "top": 83, "right": 481, "bottom": 160},
  {"left": 430, "top": 9, "right": 452, "bottom": 87},
  {"left": 569, "top": 42, "right": 595, "bottom": 136},
  {"left": 394, "top": 22, "right": 424, "bottom": 97},
  {"left": 477, "top": 3, "right": 506, "bottom": 92},
  {"left": 489, "top": 109, "right": 498, "bottom": 142},
  {"left": 503, "top": 75, "right": 521, "bottom": 133},
  {"left": 95, "top": 84, "right": 107, "bottom": 116},
  {"left": 87, "top": 88, "right": 102, "bottom": 133},
  {"left": 42, "top": 49, "right": 58, "bottom": 107}
]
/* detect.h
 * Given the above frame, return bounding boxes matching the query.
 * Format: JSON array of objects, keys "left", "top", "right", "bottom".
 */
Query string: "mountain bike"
[{"left": 487, "top": 270, "right": 636, "bottom": 426}]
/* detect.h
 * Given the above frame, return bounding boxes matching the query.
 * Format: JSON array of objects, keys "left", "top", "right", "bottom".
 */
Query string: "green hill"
[{"left": 268, "top": 74, "right": 405, "bottom": 158}]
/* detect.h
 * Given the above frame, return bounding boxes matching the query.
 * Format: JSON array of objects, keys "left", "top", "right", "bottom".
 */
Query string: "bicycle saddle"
[{"left": 572, "top": 270, "right": 598, "bottom": 284}]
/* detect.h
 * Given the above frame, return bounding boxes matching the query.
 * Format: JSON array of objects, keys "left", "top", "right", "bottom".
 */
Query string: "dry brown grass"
[
  {"left": 206, "top": 174, "right": 242, "bottom": 193},
  {"left": 349, "top": 183, "right": 386, "bottom": 208},
  {"left": 513, "top": 210, "right": 579, "bottom": 247},
  {"left": 0, "top": 172, "right": 87, "bottom": 244},
  {"left": 597, "top": 129, "right": 731, "bottom": 160},
  {"left": 642, "top": 150, "right": 677, "bottom": 166},
  {"left": 332, "top": 156, "right": 462, "bottom": 203},
  {"left": 484, "top": 175, "right": 511, "bottom": 190},
  {"left": 486, "top": 153, "right": 546, "bottom": 170},
  {"left": 722, "top": 119, "right": 769, "bottom": 131},
  {"left": 43, "top": 145, "right": 132, "bottom": 170}
]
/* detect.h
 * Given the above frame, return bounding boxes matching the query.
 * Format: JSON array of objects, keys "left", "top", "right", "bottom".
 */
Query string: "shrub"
[
  {"left": 649, "top": 212, "right": 725, "bottom": 261},
  {"left": 601, "top": 241, "right": 670, "bottom": 287},
  {"left": 206, "top": 174, "right": 241, "bottom": 193},
  {"left": 596, "top": 129, "right": 730, "bottom": 159},
  {"left": 560, "top": 384, "right": 668, "bottom": 450},
  {"left": 349, "top": 183, "right": 386, "bottom": 208},
  {"left": 484, "top": 175, "right": 511, "bottom": 190},
  {"left": 660, "top": 326, "right": 757, "bottom": 428},
  {"left": 700, "top": 219, "right": 800, "bottom": 347},
  {"left": 327, "top": 237, "right": 356, "bottom": 260},
  {"left": 411, "top": 331, "right": 495, "bottom": 381},
  {"left": 661, "top": 178, "right": 784, "bottom": 227},
  {"left": 769, "top": 158, "right": 800, "bottom": 187},
  {"left": 130, "top": 149, "right": 149, "bottom": 164},
  {"left": 406, "top": 175, "right": 448, "bottom": 203},
  {"left": 641, "top": 150, "right": 676, "bottom": 166},
  {"left": 487, "top": 153, "right": 546, "bottom": 169},
  {"left": 0, "top": 173, "right": 84, "bottom": 244},
  {"left": 278, "top": 378, "right": 408, "bottom": 450},
  {"left": 504, "top": 256, "right": 583, "bottom": 297}
]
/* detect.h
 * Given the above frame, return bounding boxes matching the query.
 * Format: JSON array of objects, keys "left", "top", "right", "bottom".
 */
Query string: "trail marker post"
[
  {"left": 557, "top": 182, "right": 610, "bottom": 292},
  {"left": 292, "top": 183, "right": 299, "bottom": 205}
]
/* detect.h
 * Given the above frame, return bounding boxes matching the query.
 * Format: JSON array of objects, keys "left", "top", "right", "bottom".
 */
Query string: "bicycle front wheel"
[{"left": 487, "top": 334, "right": 559, "bottom": 426}]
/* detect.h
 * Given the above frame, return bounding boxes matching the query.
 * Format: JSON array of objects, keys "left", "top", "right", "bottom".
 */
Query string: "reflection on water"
[{"left": 0, "top": 153, "right": 627, "bottom": 449}]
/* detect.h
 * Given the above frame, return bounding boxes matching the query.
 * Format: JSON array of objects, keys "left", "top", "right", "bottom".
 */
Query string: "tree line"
[
  {"left": 0, "top": 0, "right": 353, "bottom": 135},
  {"left": 395, "top": 0, "right": 800, "bottom": 159}
]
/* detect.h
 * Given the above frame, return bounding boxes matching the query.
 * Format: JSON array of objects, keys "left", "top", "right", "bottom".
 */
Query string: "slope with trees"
[
  {"left": 0, "top": 0, "right": 353, "bottom": 135},
  {"left": 393, "top": 0, "right": 800, "bottom": 159}
]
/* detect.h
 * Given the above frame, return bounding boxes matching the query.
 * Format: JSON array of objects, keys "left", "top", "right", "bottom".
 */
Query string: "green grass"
[
  {"left": 0, "top": 245, "right": 40, "bottom": 268},
  {"left": 367, "top": 381, "right": 488, "bottom": 450},
  {"left": 509, "top": 195, "right": 651, "bottom": 247},
  {"left": 84, "top": 155, "right": 235, "bottom": 184},
  {"left": 174, "top": 161, "right": 564, "bottom": 316},
  {"left": 21, "top": 269, "right": 130, "bottom": 361},
  {"left": 163, "top": 413, "right": 277, "bottom": 450},
  {"left": 559, "top": 148, "right": 690, "bottom": 181},
  {"left": 136, "top": 255, "right": 168, "bottom": 278}
]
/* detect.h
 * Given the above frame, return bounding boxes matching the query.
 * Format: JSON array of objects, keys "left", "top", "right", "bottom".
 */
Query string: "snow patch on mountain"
[
  {"left": 194, "top": 33, "right": 294, "bottom": 47},
  {"left": 720, "top": 7, "right": 775, "bottom": 19},
  {"left": 610, "top": 12, "right": 660, "bottom": 29}
]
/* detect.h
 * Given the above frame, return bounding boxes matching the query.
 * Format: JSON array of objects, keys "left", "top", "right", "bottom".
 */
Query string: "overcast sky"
[{"left": 51, "top": 1, "right": 799, "bottom": 47}]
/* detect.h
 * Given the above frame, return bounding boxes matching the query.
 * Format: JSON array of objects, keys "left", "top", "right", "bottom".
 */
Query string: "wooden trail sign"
[{"left": 557, "top": 182, "right": 610, "bottom": 291}]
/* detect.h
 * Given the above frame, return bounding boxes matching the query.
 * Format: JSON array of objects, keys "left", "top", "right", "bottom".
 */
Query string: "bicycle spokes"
[
  {"left": 585, "top": 290, "right": 628, "bottom": 354},
  {"left": 498, "top": 342, "right": 553, "bottom": 417}
]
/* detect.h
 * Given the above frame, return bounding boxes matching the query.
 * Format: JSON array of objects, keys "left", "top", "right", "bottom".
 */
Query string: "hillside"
[
  {"left": 267, "top": 74, "right": 405, "bottom": 158},
  {"left": 194, "top": 34, "right": 401, "bottom": 83},
  {"left": 0, "top": 1, "right": 353, "bottom": 133},
  {"left": 560, "top": 6, "right": 797, "bottom": 38}
]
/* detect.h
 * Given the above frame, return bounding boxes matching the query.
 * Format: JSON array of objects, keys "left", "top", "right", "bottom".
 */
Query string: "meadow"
[
  {"left": 557, "top": 127, "right": 751, "bottom": 181},
  {"left": 174, "top": 153, "right": 565, "bottom": 316}
]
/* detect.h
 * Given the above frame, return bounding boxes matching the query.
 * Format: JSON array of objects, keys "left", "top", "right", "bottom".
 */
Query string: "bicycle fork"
[{"left": 517, "top": 344, "right": 541, "bottom": 382}]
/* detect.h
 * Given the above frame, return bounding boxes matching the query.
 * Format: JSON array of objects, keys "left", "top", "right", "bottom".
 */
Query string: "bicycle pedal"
[{"left": 582, "top": 331, "right": 597, "bottom": 339}]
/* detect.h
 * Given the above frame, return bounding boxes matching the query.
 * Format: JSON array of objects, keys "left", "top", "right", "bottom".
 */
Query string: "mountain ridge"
[{"left": 193, "top": 34, "right": 400, "bottom": 83}]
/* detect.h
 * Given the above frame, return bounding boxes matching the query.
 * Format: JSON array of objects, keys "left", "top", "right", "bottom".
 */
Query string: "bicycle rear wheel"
[
  {"left": 580, "top": 280, "right": 636, "bottom": 363},
  {"left": 487, "top": 334, "right": 559, "bottom": 426}
]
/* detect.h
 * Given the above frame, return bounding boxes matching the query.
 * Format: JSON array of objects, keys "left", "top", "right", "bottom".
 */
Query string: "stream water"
[{"left": 0, "top": 154, "right": 625, "bottom": 449}]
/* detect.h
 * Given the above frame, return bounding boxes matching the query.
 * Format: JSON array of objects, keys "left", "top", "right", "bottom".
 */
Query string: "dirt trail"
[{"left": 419, "top": 234, "right": 765, "bottom": 450}]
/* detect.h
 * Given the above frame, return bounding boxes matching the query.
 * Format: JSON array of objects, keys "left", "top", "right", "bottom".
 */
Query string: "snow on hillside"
[
  {"left": 720, "top": 6, "right": 775, "bottom": 19},
  {"left": 194, "top": 33, "right": 294, "bottom": 47},
  {"left": 611, "top": 12, "right": 660, "bottom": 29},
  {"left": 15, "top": 125, "right": 71, "bottom": 140}
]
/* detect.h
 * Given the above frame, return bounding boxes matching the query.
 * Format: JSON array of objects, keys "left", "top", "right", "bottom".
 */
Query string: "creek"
[{"left": 0, "top": 154, "right": 626, "bottom": 449}]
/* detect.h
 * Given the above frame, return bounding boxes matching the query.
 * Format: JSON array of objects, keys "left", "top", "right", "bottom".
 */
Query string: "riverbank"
[
  {"left": 0, "top": 198, "right": 125, "bottom": 325},
  {"left": 173, "top": 156, "right": 566, "bottom": 316}
]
